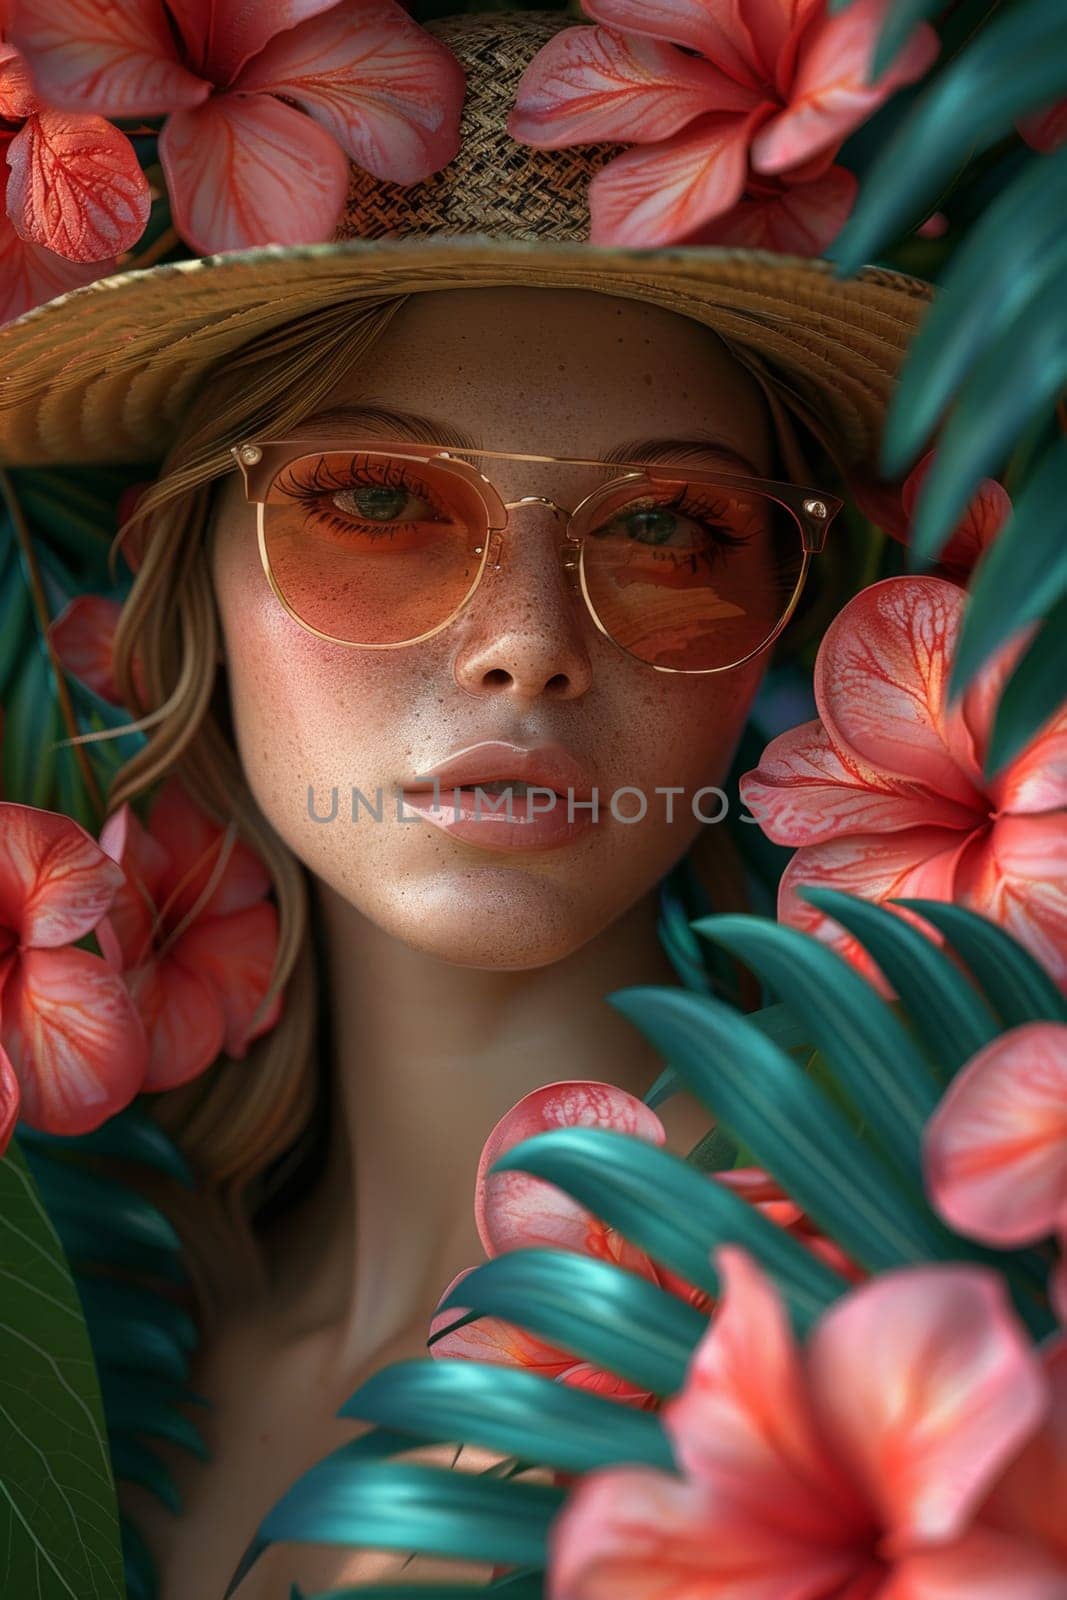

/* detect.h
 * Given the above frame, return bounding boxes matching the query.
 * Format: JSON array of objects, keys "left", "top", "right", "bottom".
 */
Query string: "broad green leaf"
[
  {"left": 690, "top": 914, "right": 939, "bottom": 1185},
  {"left": 987, "top": 591, "right": 1067, "bottom": 775},
  {"left": 892, "top": 899, "right": 1067, "bottom": 1028},
  {"left": 432, "top": 1249, "right": 707, "bottom": 1396},
  {"left": 489, "top": 1126, "right": 849, "bottom": 1332},
  {"left": 832, "top": 0, "right": 1067, "bottom": 273},
  {"left": 797, "top": 889, "right": 1000, "bottom": 1076},
  {"left": 0, "top": 1139, "right": 125, "bottom": 1600},
  {"left": 950, "top": 438, "right": 1067, "bottom": 694},
  {"left": 341, "top": 1358, "right": 675, "bottom": 1474},
  {"left": 608, "top": 986, "right": 956, "bottom": 1270}
]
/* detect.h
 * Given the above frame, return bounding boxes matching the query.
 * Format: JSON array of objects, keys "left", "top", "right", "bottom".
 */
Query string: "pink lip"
[{"left": 400, "top": 740, "right": 598, "bottom": 853}]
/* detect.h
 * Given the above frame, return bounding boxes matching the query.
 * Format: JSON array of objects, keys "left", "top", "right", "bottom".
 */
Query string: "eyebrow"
[{"left": 292, "top": 403, "right": 765, "bottom": 477}]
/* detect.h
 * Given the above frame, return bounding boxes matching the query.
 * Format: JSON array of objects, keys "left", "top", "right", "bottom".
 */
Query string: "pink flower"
[
  {"left": 0, "top": 801, "right": 148, "bottom": 1134},
  {"left": 9, "top": 0, "right": 466, "bottom": 256},
  {"left": 849, "top": 448, "right": 1011, "bottom": 586},
  {"left": 925, "top": 1022, "right": 1067, "bottom": 1323},
  {"left": 429, "top": 1080, "right": 857, "bottom": 1406},
  {"left": 98, "top": 776, "right": 283, "bottom": 1092},
  {"left": 1019, "top": 101, "right": 1067, "bottom": 153},
  {"left": 740, "top": 576, "right": 1067, "bottom": 994},
  {"left": 0, "top": 25, "right": 149, "bottom": 321},
  {"left": 507, "top": 0, "right": 938, "bottom": 250},
  {"left": 48, "top": 594, "right": 148, "bottom": 708},
  {"left": 548, "top": 1247, "right": 1067, "bottom": 1599}
]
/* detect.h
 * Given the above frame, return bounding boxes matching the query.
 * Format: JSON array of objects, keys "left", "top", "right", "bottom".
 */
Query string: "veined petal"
[
  {"left": 980, "top": 1338, "right": 1067, "bottom": 1561},
  {"left": 0, "top": 1042, "right": 19, "bottom": 1159},
  {"left": 588, "top": 110, "right": 758, "bottom": 247},
  {"left": 810, "top": 1265, "right": 1048, "bottom": 1551},
  {"left": 233, "top": 0, "right": 465, "bottom": 184},
  {"left": 814, "top": 577, "right": 987, "bottom": 810},
  {"left": 147, "top": 775, "right": 272, "bottom": 924},
  {"left": 752, "top": 0, "right": 939, "bottom": 176},
  {"left": 742, "top": 0, "right": 823, "bottom": 92},
  {"left": 0, "top": 38, "right": 37, "bottom": 118},
  {"left": 5, "top": 110, "right": 149, "bottom": 261},
  {"left": 7, "top": 0, "right": 211, "bottom": 117},
  {"left": 740, "top": 716, "right": 976, "bottom": 848},
  {"left": 924, "top": 1023, "right": 1067, "bottom": 1247},
  {"left": 159, "top": 91, "right": 349, "bottom": 254},
  {"left": 508, "top": 23, "right": 757, "bottom": 150},
  {"left": 0, "top": 801, "right": 124, "bottom": 948},
  {"left": 127, "top": 955, "right": 226, "bottom": 1092},
  {"left": 582, "top": 0, "right": 765, "bottom": 91},
  {"left": 664, "top": 1247, "right": 866, "bottom": 1541},
  {"left": 954, "top": 817, "right": 1067, "bottom": 994},
  {"left": 97, "top": 802, "right": 170, "bottom": 971},
  {"left": 900, "top": 452, "right": 1010, "bottom": 585},
  {"left": 680, "top": 162, "right": 856, "bottom": 255},
  {"left": 1, "top": 946, "right": 147, "bottom": 1133},
  {"left": 475, "top": 1080, "right": 665, "bottom": 1258},
  {"left": 48, "top": 593, "right": 147, "bottom": 706},
  {"left": 169, "top": 901, "right": 282, "bottom": 1058},
  {"left": 981, "top": 672, "right": 1067, "bottom": 816},
  {"left": 163, "top": 0, "right": 343, "bottom": 86},
  {"left": 0, "top": 207, "right": 109, "bottom": 325}
]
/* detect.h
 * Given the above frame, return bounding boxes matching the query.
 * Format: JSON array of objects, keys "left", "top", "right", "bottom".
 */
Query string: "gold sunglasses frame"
[{"left": 231, "top": 436, "right": 844, "bottom": 675}]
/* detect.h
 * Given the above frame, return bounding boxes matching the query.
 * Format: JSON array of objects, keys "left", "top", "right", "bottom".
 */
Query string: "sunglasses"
[{"left": 230, "top": 438, "right": 843, "bottom": 675}]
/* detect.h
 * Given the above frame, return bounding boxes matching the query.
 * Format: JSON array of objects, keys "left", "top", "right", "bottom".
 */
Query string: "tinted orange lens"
[
  {"left": 261, "top": 451, "right": 488, "bottom": 644},
  {"left": 576, "top": 476, "right": 806, "bottom": 671}
]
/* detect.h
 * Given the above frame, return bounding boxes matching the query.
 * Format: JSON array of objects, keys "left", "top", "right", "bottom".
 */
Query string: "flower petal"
[
  {"left": 588, "top": 109, "right": 759, "bottom": 247},
  {"left": 475, "top": 1080, "right": 665, "bottom": 1259},
  {"left": 814, "top": 577, "right": 986, "bottom": 810},
  {"left": 158, "top": 90, "right": 350, "bottom": 254},
  {"left": 0, "top": 205, "right": 109, "bottom": 325},
  {"left": 429, "top": 1267, "right": 589, "bottom": 1376},
  {"left": 169, "top": 902, "right": 282, "bottom": 1058},
  {"left": 1018, "top": 100, "right": 1067, "bottom": 154},
  {"left": 885, "top": 1525, "right": 1067, "bottom": 1600},
  {"left": 163, "top": 0, "right": 343, "bottom": 86},
  {"left": 977, "top": 1336, "right": 1067, "bottom": 1563},
  {"left": 751, "top": 0, "right": 939, "bottom": 175},
  {"left": 582, "top": 0, "right": 765, "bottom": 91},
  {"left": 808, "top": 1265, "right": 1048, "bottom": 1548},
  {"left": 5, "top": 109, "right": 149, "bottom": 261},
  {"left": 740, "top": 716, "right": 976, "bottom": 848},
  {"left": 147, "top": 776, "right": 272, "bottom": 924},
  {"left": 97, "top": 802, "right": 171, "bottom": 971},
  {"left": 681, "top": 162, "right": 856, "bottom": 255},
  {"left": 0, "top": 801, "right": 124, "bottom": 948},
  {"left": 0, "top": 38, "right": 37, "bottom": 118},
  {"left": 1, "top": 946, "right": 147, "bottom": 1132},
  {"left": 8, "top": 0, "right": 211, "bottom": 116},
  {"left": 127, "top": 955, "right": 226, "bottom": 1092},
  {"left": 901, "top": 452, "right": 1010, "bottom": 585},
  {"left": 48, "top": 593, "right": 147, "bottom": 706},
  {"left": 924, "top": 1022, "right": 1067, "bottom": 1246},
  {"left": 0, "top": 1041, "right": 19, "bottom": 1159},
  {"left": 954, "top": 816, "right": 1067, "bottom": 994},
  {"left": 233, "top": 0, "right": 465, "bottom": 184},
  {"left": 508, "top": 23, "right": 757, "bottom": 150}
]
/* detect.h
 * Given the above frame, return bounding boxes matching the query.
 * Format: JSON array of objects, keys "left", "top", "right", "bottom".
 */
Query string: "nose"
[{"left": 450, "top": 497, "right": 594, "bottom": 701}]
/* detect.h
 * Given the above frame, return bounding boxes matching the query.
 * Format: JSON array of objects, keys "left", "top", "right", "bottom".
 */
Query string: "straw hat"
[{"left": 0, "top": 8, "right": 933, "bottom": 471}]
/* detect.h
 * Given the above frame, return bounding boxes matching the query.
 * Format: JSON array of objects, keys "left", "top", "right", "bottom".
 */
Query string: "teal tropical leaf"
[
  {"left": 0, "top": 1140, "right": 126, "bottom": 1600},
  {"left": 987, "top": 590, "right": 1067, "bottom": 776},
  {"left": 891, "top": 898, "right": 1067, "bottom": 1028}
]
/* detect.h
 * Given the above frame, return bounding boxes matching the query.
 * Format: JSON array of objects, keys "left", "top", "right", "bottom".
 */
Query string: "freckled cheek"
[{"left": 618, "top": 666, "right": 764, "bottom": 795}]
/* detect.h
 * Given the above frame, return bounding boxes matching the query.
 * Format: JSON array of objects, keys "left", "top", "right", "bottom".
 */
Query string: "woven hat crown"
[{"left": 340, "top": 11, "right": 617, "bottom": 243}]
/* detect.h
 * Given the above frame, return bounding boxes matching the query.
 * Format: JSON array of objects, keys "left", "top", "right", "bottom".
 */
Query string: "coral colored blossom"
[
  {"left": 429, "top": 1080, "right": 858, "bottom": 1406},
  {"left": 740, "top": 576, "right": 1067, "bottom": 994},
  {"left": 0, "top": 801, "right": 147, "bottom": 1134},
  {"left": 0, "top": 26, "right": 149, "bottom": 321},
  {"left": 849, "top": 448, "right": 1011, "bottom": 586},
  {"left": 507, "top": 0, "right": 938, "bottom": 250},
  {"left": 48, "top": 594, "right": 148, "bottom": 708},
  {"left": 925, "top": 1021, "right": 1067, "bottom": 1322},
  {"left": 98, "top": 777, "right": 283, "bottom": 1091},
  {"left": 548, "top": 1248, "right": 1067, "bottom": 1599},
  {"left": 10, "top": 0, "right": 466, "bottom": 255}
]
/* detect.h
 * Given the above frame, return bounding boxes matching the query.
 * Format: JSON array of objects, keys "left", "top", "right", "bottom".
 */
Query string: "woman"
[{"left": 0, "top": 10, "right": 933, "bottom": 1595}]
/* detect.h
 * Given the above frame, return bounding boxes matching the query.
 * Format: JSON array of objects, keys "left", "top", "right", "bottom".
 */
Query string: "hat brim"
[{"left": 0, "top": 234, "right": 932, "bottom": 469}]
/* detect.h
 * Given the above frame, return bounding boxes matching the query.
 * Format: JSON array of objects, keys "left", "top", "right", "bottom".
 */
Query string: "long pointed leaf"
[
  {"left": 986, "top": 591, "right": 1067, "bottom": 775},
  {"left": 891, "top": 899, "right": 1067, "bottom": 1028}
]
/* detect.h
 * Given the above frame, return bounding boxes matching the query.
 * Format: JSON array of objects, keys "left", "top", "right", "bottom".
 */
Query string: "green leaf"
[
  {"left": 109, "top": 1436, "right": 183, "bottom": 1514},
  {"left": 23, "top": 1151, "right": 182, "bottom": 1254},
  {"left": 891, "top": 899, "right": 1067, "bottom": 1028},
  {"left": 797, "top": 890, "right": 1000, "bottom": 1077},
  {"left": 1, "top": 641, "right": 62, "bottom": 807},
  {"left": 867, "top": 0, "right": 942, "bottom": 79},
  {"left": 0, "top": 533, "right": 32, "bottom": 704},
  {"left": 690, "top": 914, "right": 939, "bottom": 1185},
  {"left": 607, "top": 986, "right": 955, "bottom": 1270},
  {"left": 0, "top": 1139, "right": 126, "bottom": 1600},
  {"left": 18, "top": 1107, "right": 195, "bottom": 1185},
  {"left": 489, "top": 1126, "right": 849, "bottom": 1333},
  {"left": 97, "top": 1370, "right": 209, "bottom": 1460},
  {"left": 260, "top": 1460, "right": 563, "bottom": 1567},
  {"left": 120, "top": 1515, "right": 157, "bottom": 1600},
  {"left": 832, "top": 0, "right": 1067, "bottom": 274},
  {"left": 986, "top": 591, "right": 1067, "bottom": 774},
  {"left": 432, "top": 1249, "right": 707, "bottom": 1396},
  {"left": 340, "top": 1358, "right": 676, "bottom": 1474},
  {"left": 949, "top": 438, "right": 1067, "bottom": 694},
  {"left": 294, "top": 1578, "right": 543, "bottom": 1600},
  {"left": 644, "top": 1002, "right": 811, "bottom": 1111}
]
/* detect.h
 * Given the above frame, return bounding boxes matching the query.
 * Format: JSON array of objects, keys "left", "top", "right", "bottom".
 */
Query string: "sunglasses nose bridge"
[{"left": 487, "top": 495, "right": 581, "bottom": 584}]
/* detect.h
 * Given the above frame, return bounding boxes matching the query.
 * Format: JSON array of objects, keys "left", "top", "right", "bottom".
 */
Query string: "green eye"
[
  {"left": 624, "top": 508, "right": 676, "bottom": 545},
  {"left": 344, "top": 486, "right": 411, "bottom": 522}
]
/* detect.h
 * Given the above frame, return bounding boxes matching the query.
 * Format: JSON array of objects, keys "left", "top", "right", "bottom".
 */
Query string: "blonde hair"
[{"left": 89, "top": 290, "right": 843, "bottom": 1333}]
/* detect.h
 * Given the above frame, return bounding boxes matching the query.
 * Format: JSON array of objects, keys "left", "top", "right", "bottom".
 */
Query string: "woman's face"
[{"left": 209, "top": 286, "right": 774, "bottom": 968}]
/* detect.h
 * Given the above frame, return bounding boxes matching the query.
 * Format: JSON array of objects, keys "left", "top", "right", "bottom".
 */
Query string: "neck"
[{"left": 259, "top": 871, "right": 690, "bottom": 1371}]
